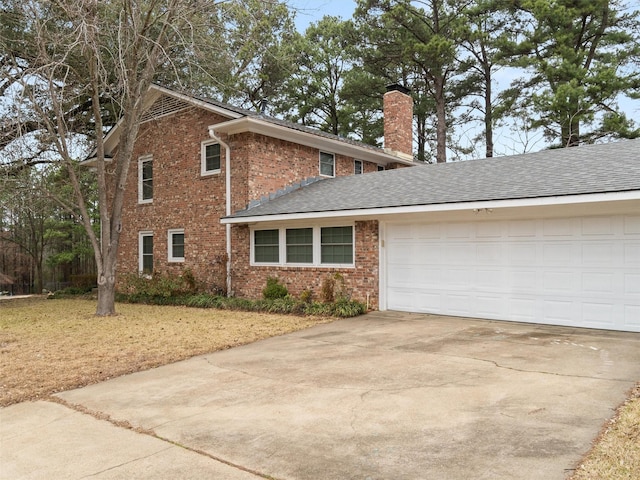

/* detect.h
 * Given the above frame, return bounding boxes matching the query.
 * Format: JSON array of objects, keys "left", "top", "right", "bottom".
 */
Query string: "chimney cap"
[{"left": 386, "top": 83, "right": 411, "bottom": 95}]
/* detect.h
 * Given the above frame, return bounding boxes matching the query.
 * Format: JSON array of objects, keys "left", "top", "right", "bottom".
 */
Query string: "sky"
[
  {"left": 284, "top": 0, "right": 640, "bottom": 157},
  {"left": 287, "top": 0, "right": 357, "bottom": 31}
]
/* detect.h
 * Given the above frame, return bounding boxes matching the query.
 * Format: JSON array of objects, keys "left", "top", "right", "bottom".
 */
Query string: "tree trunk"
[
  {"left": 484, "top": 63, "right": 493, "bottom": 158},
  {"left": 96, "top": 266, "right": 117, "bottom": 316},
  {"left": 434, "top": 75, "right": 447, "bottom": 163}
]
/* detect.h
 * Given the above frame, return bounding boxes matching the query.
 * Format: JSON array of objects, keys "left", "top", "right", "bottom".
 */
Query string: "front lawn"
[{"left": 0, "top": 296, "right": 334, "bottom": 406}]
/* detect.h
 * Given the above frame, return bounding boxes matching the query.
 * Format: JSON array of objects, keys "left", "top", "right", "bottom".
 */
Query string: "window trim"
[
  {"left": 319, "top": 151, "right": 335, "bottom": 177},
  {"left": 354, "top": 159, "right": 363, "bottom": 175},
  {"left": 139, "top": 231, "right": 154, "bottom": 274},
  {"left": 201, "top": 140, "right": 221, "bottom": 176},
  {"left": 251, "top": 224, "right": 355, "bottom": 268},
  {"left": 168, "top": 229, "right": 185, "bottom": 263},
  {"left": 138, "top": 155, "right": 153, "bottom": 204}
]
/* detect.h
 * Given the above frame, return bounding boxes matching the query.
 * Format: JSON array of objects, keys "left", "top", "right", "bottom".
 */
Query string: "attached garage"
[
  {"left": 383, "top": 213, "right": 640, "bottom": 332},
  {"left": 223, "top": 139, "right": 640, "bottom": 332}
]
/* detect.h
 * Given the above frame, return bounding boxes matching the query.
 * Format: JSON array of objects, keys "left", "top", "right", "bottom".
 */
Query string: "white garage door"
[{"left": 385, "top": 215, "right": 640, "bottom": 332}]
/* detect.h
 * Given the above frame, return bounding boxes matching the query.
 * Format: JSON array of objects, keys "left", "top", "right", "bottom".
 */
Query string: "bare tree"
[{"left": 1, "top": 0, "right": 218, "bottom": 315}]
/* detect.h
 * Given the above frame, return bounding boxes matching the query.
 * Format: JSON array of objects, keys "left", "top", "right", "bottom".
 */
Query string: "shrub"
[
  {"left": 262, "top": 276, "right": 288, "bottom": 299},
  {"left": 321, "top": 272, "right": 348, "bottom": 303}
]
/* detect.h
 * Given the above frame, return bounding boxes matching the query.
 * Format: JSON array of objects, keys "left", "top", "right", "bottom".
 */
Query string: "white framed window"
[
  {"left": 168, "top": 229, "right": 185, "bottom": 262},
  {"left": 319, "top": 152, "right": 335, "bottom": 177},
  {"left": 251, "top": 224, "right": 354, "bottom": 267},
  {"left": 201, "top": 141, "right": 221, "bottom": 176},
  {"left": 354, "top": 160, "right": 363, "bottom": 175},
  {"left": 138, "top": 155, "right": 153, "bottom": 203},
  {"left": 139, "top": 231, "right": 154, "bottom": 273}
]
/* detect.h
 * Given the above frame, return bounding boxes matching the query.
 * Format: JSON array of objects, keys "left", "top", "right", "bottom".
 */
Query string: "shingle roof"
[
  {"left": 190, "top": 93, "right": 384, "bottom": 153},
  {"left": 228, "top": 139, "right": 640, "bottom": 219}
]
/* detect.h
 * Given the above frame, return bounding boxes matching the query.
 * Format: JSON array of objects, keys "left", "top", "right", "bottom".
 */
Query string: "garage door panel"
[
  {"left": 582, "top": 272, "right": 615, "bottom": 294},
  {"left": 543, "top": 243, "right": 577, "bottom": 265},
  {"left": 582, "top": 243, "right": 616, "bottom": 265},
  {"left": 543, "top": 271, "right": 577, "bottom": 293},
  {"left": 582, "top": 217, "right": 615, "bottom": 236},
  {"left": 582, "top": 303, "right": 615, "bottom": 327},
  {"left": 508, "top": 297, "right": 537, "bottom": 321},
  {"left": 508, "top": 270, "right": 538, "bottom": 291},
  {"left": 625, "top": 243, "right": 640, "bottom": 264},
  {"left": 624, "top": 215, "right": 640, "bottom": 234},
  {"left": 625, "top": 274, "right": 640, "bottom": 294},
  {"left": 625, "top": 305, "right": 640, "bottom": 327},
  {"left": 543, "top": 218, "right": 576, "bottom": 236},
  {"left": 385, "top": 214, "right": 639, "bottom": 332}
]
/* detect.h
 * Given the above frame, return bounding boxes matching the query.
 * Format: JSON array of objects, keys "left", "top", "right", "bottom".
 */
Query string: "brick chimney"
[{"left": 383, "top": 84, "right": 413, "bottom": 161}]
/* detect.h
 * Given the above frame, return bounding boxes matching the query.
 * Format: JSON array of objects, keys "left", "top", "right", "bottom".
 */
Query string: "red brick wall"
[
  {"left": 117, "top": 104, "right": 385, "bottom": 300},
  {"left": 117, "top": 108, "right": 230, "bottom": 290},
  {"left": 230, "top": 220, "right": 379, "bottom": 309}
]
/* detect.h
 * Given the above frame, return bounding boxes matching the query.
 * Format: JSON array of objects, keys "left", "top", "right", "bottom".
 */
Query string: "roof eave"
[
  {"left": 220, "top": 190, "right": 640, "bottom": 225},
  {"left": 210, "top": 117, "right": 414, "bottom": 166}
]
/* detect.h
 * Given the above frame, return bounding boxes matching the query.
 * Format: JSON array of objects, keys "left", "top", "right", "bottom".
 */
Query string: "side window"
[
  {"left": 354, "top": 160, "right": 363, "bottom": 175},
  {"left": 319, "top": 152, "right": 335, "bottom": 177},
  {"left": 321, "top": 226, "right": 354, "bottom": 264},
  {"left": 139, "top": 232, "right": 154, "bottom": 273},
  {"left": 254, "top": 229, "right": 280, "bottom": 263},
  {"left": 286, "top": 228, "right": 313, "bottom": 263},
  {"left": 201, "top": 141, "right": 221, "bottom": 175},
  {"left": 168, "top": 229, "right": 185, "bottom": 262},
  {"left": 138, "top": 156, "right": 153, "bottom": 203}
]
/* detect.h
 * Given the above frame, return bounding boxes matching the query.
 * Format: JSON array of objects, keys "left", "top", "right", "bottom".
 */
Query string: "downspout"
[{"left": 208, "top": 127, "right": 232, "bottom": 296}]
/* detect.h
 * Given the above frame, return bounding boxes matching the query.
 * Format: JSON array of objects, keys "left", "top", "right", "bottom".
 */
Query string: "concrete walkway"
[{"left": 2, "top": 312, "right": 640, "bottom": 479}]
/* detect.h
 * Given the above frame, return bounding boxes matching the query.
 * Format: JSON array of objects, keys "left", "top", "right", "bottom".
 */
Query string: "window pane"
[
  {"left": 141, "top": 160, "right": 153, "bottom": 200},
  {"left": 255, "top": 230, "right": 279, "bottom": 263},
  {"left": 172, "top": 233, "right": 184, "bottom": 258},
  {"left": 320, "top": 152, "right": 334, "bottom": 176},
  {"left": 354, "top": 160, "right": 362, "bottom": 174},
  {"left": 255, "top": 229, "right": 279, "bottom": 245},
  {"left": 286, "top": 228, "right": 312, "bottom": 263},
  {"left": 321, "top": 226, "right": 353, "bottom": 264},
  {"left": 141, "top": 235, "right": 153, "bottom": 272},
  {"left": 206, "top": 143, "right": 221, "bottom": 171}
]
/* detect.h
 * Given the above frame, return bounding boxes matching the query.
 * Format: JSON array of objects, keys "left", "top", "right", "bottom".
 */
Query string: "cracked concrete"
[{"left": 2, "top": 312, "right": 640, "bottom": 479}]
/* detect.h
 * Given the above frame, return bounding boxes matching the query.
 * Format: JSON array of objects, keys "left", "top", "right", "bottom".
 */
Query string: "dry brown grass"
[
  {"left": 570, "top": 384, "right": 640, "bottom": 480},
  {"left": 0, "top": 296, "right": 334, "bottom": 406}
]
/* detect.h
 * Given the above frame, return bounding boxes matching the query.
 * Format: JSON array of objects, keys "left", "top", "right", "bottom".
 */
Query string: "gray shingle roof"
[{"left": 228, "top": 139, "right": 640, "bottom": 219}]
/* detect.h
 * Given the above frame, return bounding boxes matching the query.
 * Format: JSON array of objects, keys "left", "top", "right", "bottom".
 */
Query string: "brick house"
[
  {"left": 102, "top": 84, "right": 414, "bottom": 305},
  {"left": 102, "top": 83, "right": 640, "bottom": 332}
]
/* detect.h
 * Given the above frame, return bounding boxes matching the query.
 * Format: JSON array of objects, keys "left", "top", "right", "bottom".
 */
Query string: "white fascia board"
[
  {"left": 210, "top": 117, "right": 414, "bottom": 166},
  {"left": 220, "top": 190, "right": 640, "bottom": 225}
]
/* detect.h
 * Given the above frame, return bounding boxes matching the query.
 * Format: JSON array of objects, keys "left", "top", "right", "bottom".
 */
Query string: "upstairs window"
[
  {"left": 201, "top": 141, "right": 221, "bottom": 175},
  {"left": 168, "top": 229, "right": 185, "bottom": 262},
  {"left": 354, "top": 160, "right": 363, "bottom": 175},
  {"left": 319, "top": 152, "right": 335, "bottom": 177},
  {"left": 138, "top": 156, "right": 153, "bottom": 203}
]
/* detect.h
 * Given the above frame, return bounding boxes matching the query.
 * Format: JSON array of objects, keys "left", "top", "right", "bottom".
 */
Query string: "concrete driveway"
[{"left": 2, "top": 312, "right": 640, "bottom": 479}]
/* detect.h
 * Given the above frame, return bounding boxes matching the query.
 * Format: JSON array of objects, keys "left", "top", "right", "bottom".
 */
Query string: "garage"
[{"left": 384, "top": 214, "right": 640, "bottom": 332}]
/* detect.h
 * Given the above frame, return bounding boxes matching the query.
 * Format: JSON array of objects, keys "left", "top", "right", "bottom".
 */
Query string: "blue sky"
[{"left": 287, "top": 0, "right": 357, "bottom": 31}]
